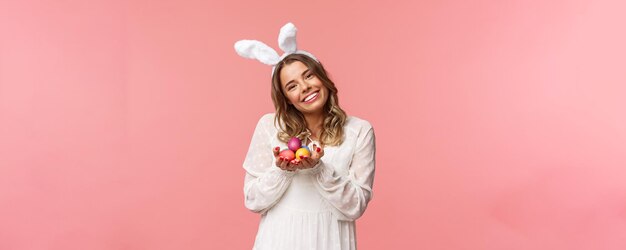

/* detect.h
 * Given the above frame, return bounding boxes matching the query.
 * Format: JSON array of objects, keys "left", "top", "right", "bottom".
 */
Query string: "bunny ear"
[
  {"left": 278, "top": 22, "right": 297, "bottom": 54},
  {"left": 234, "top": 40, "right": 280, "bottom": 65}
]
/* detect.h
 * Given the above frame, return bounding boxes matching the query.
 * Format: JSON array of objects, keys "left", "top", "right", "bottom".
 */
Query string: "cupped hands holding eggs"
[{"left": 273, "top": 137, "right": 324, "bottom": 172}]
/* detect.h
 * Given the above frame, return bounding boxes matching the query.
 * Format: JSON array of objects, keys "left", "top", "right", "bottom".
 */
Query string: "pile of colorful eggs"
[{"left": 278, "top": 137, "right": 311, "bottom": 161}]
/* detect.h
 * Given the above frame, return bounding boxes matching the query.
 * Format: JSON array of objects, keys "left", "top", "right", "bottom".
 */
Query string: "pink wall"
[{"left": 1, "top": 0, "right": 625, "bottom": 249}]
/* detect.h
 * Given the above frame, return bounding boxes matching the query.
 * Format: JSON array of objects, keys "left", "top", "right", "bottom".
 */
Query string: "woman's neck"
[{"left": 304, "top": 113, "right": 324, "bottom": 140}]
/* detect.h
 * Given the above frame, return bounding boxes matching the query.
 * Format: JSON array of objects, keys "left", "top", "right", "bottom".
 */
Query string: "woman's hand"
[
  {"left": 273, "top": 144, "right": 325, "bottom": 171},
  {"left": 294, "top": 144, "right": 325, "bottom": 170},
  {"left": 273, "top": 147, "right": 298, "bottom": 172}
]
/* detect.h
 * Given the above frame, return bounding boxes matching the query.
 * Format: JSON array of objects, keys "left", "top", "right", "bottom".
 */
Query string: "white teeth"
[{"left": 304, "top": 92, "right": 318, "bottom": 102}]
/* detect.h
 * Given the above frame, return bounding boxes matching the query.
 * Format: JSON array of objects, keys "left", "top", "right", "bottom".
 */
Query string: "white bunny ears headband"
[{"left": 234, "top": 22, "right": 319, "bottom": 78}]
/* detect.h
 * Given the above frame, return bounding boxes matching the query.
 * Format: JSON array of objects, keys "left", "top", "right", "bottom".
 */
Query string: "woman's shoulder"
[
  {"left": 256, "top": 112, "right": 278, "bottom": 131},
  {"left": 343, "top": 115, "right": 374, "bottom": 148},
  {"left": 345, "top": 115, "right": 373, "bottom": 131},
  {"left": 256, "top": 112, "right": 275, "bottom": 125},
  {"left": 259, "top": 112, "right": 276, "bottom": 122}
]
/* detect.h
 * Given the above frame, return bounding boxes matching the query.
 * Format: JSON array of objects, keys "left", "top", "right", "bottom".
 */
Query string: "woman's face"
[{"left": 279, "top": 60, "right": 328, "bottom": 115}]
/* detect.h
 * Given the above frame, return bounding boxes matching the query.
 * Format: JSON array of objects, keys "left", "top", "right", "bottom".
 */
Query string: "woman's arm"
[
  {"left": 242, "top": 114, "right": 295, "bottom": 214},
  {"left": 311, "top": 124, "right": 376, "bottom": 221}
]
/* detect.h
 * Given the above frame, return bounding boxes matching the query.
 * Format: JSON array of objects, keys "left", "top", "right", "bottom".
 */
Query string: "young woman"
[{"left": 237, "top": 23, "right": 376, "bottom": 250}]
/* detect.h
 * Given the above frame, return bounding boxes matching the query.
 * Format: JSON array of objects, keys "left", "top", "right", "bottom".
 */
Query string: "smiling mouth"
[{"left": 302, "top": 91, "right": 319, "bottom": 103}]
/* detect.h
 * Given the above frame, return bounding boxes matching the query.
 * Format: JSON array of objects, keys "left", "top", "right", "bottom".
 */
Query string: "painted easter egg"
[
  {"left": 295, "top": 148, "right": 311, "bottom": 160},
  {"left": 279, "top": 149, "right": 295, "bottom": 161},
  {"left": 301, "top": 145, "right": 310, "bottom": 152},
  {"left": 288, "top": 137, "right": 301, "bottom": 151}
]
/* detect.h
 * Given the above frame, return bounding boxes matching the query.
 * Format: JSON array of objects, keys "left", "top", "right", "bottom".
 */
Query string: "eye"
[
  {"left": 306, "top": 74, "right": 314, "bottom": 79},
  {"left": 288, "top": 85, "right": 295, "bottom": 90}
]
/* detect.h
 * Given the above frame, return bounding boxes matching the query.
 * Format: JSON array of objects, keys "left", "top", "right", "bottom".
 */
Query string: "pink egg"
[
  {"left": 279, "top": 149, "right": 295, "bottom": 161},
  {"left": 288, "top": 137, "right": 301, "bottom": 151}
]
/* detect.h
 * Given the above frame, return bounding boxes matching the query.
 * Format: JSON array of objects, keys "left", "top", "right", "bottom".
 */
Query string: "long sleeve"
[
  {"left": 242, "top": 113, "right": 295, "bottom": 214},
  {"left": 311, "top": 124, "right": 376, "bottom": 221}
]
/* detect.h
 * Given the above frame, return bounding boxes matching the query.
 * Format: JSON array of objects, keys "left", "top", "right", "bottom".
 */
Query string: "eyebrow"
[{"left": 285, "top": 69, "right": 311, "bottom": 88}]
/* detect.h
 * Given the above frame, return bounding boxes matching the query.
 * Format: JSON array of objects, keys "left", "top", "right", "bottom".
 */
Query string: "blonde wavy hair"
[{"left": 271, "top": 53, "right": 347, "bottom": 147}]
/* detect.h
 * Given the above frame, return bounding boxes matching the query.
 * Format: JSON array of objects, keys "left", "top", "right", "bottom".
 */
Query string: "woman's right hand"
[{"left": 273, "top": 147, "right": 298, "bottom": 172}]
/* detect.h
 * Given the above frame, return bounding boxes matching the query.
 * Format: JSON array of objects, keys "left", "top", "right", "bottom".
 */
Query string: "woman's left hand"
[{"left": 292, "top": 144, "right": 324, "bottom": 170}]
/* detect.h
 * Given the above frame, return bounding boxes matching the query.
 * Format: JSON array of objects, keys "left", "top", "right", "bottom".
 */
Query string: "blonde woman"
[{"left": 241, "top": 51, "right": 376, "bottom": 250}]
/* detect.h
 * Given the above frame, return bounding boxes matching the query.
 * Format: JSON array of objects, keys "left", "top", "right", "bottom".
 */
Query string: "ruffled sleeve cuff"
[
  {"left": 305, "top": 159, "right": 331, "bottom": 177},
  {"left": 272, "top": 165, "right": 297, "bottom": 178}
]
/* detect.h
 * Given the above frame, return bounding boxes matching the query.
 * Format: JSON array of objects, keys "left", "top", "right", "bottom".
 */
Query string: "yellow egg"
[{"left": 295, "top": 147, "right": 311, "bottom": 160}]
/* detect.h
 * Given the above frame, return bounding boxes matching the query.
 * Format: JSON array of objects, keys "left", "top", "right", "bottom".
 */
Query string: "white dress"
[{"left": 242, "top": 113, "right": 376, "bottom": 250}]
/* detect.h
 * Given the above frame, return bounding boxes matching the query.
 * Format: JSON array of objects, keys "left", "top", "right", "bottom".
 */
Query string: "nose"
[{"left": 301, "top": 83, "right": 311, "bottom": 93}]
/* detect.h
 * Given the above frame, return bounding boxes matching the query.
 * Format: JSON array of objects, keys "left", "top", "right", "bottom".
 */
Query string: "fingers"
[
  {"left": 275, "top": 155, "right": 284, "bottom": 168},
  {"left": 273, "top": 144, "right": 322, "bottom": 171},
  {"left": 279, "top": 157, "right": 291, "bottom": 170},
  {"left": 299, "top": 156, "right": 309, "bottom": 168},
  {"left": 273, "top": 146, "right": 280, "bottom": 157},
  {"left": 300, "top": 155, "right": 311, "bottom": 165},
  {"left": 276, "top": 155, "right": 318, "bottom": 171},
  {"left": 286, "top": 158, "right": 301, "bottom": 171},
  {"left": 298, "top": 155, "right": 318, "bottom": 169},
  {"left": 311, "top": 144, "right": 325, "bottom": 159},
  {"left": 274, "top": 146, "right": 293, "bottom": 171},
  {"left": 277, "top": 155, "right": 301, "bottom": 171},
  {"left": 276, "top": 155, "right": 294, "bottom": 171}
]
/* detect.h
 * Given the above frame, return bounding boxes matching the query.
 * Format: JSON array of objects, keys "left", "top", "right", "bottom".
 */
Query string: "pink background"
[{"left": 1, "top": 0, "right": 626, "bottom": 249}]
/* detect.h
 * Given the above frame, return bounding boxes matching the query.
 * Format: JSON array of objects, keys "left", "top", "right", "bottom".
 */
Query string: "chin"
[{"left": 302, "top": 103, "right": 327, "bottom": 114}]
